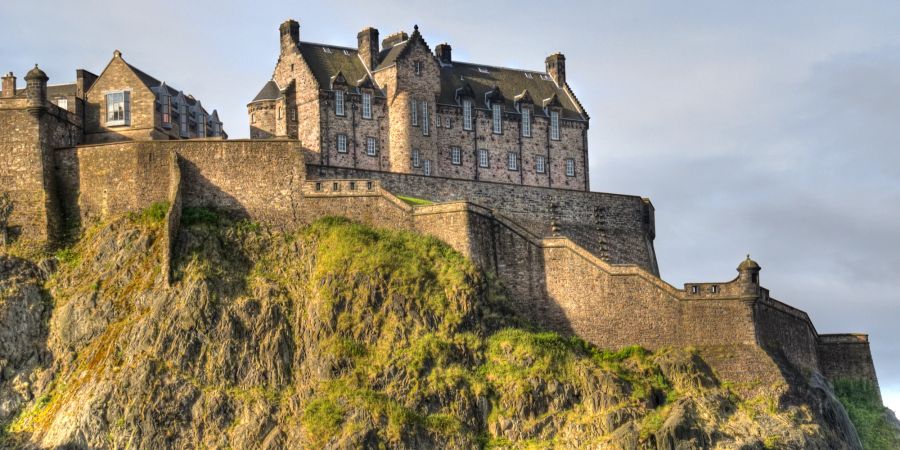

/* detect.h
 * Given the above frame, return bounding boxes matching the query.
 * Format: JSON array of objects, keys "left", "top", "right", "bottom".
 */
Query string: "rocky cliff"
[{"left": 0, "top": 210, "right": 897, "bottom": 449}]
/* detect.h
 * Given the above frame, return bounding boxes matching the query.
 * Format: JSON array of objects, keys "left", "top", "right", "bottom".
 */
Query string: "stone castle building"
[
  {"left": 249, "top": 20, "right": 589, "bottom": 190},
  {"left": 0, "top": 18, "right": 884, "bottom": 409}
]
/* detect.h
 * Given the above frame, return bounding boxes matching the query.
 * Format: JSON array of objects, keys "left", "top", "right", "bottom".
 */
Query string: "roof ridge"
[
  {"left": 453, "top": 60, "right": 548, "bottom": 76},
  {"left": 299, "top": 41, "right": 358, "bottom": 52}
]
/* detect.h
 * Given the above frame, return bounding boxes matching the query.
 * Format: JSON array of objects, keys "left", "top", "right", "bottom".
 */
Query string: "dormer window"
[
  {"left": 550, "top": 110, "right": 560, "bottom": 140},
  {"left": 362, "top": 92, "right": 372, "bottom": 119},
  {"left": 197, "top": 112, "right": 207, "bottom": 137},
  {"left": 462, "top": 99, "right": 473, "bottom": 130},
  {"left": 492, "top": 104, "right": 502, "bottom": 134},
  {"left": 105, "top": 91, "right": 129, "bottom": 126},
  {"left": 335, "top": 90, "right": 345, "bottom": 116},
  {"left": 522, "top": 107, "right": 531, "bottom": 137},
  {"left": 179, "top": 103, "right": 188, "bottom": 138}
]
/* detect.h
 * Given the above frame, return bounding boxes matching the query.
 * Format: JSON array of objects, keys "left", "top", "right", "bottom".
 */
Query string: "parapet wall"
[
  {"left": 308, "top": 164, "right": 659, "bottom": 275},
  {"left": 818, "top": 334, "right": 880, "bottom": 394}
]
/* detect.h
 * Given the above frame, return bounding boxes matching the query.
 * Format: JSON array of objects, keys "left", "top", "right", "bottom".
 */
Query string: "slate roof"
[
  {"left": 2, "top": 83, "right": 78, "bottom": 100},
  {"left": 251, "top": 80, "right": 281, "bottom": 103},
  {"left": 439, "top": 62, "right": 584, "bottom": 120},
  {"left": 297, "top": 42, "right": 374, "bottom": 91},
  {"left": 127, "top": 62, "right": 199, "bottom": 107},
  {"left": 293, "top": 30, "right": 586, "bottom": 120}
]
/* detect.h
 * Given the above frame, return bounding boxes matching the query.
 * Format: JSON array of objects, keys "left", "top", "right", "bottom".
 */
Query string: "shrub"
[{"left": 833, "top": 379, "right": 900, "bottom": 449}]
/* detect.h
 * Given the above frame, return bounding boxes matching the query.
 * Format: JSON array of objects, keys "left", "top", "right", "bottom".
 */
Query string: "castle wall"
[
  {"left": 818, "top": 334, "right": 880, "bottom": 391},
  {"left": 308, "top": 165, "right": 658, "bottom": 274},
  {"left": 753, "top": 297, "right": 821, "bottom": 374},
  {"left": 1, "top": 101, "right": 80, "bottom": 243}
]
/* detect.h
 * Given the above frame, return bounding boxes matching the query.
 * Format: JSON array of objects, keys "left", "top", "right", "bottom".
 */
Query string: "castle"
[{"left": 0, "top": 19, "right": 881, "bottom": 401}]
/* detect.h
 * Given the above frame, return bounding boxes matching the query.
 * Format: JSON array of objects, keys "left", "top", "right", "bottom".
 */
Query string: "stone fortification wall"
[
  {"left": 308, "top": 165, "right": 659, "bottom": 275},
  {"left": 818, "top": 334, "right": 880, "bottom": 393},
  {"left": 162, "top": 150, "right": 182, "bottom": 286},
  {"left": 754, "top": 296, "right": 821, "bottom": 375}
]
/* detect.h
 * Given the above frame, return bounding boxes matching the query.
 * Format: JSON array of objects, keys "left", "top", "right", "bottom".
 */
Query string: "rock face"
[{"left": 0, "top": 213, "right": 886, "bottom": 448}]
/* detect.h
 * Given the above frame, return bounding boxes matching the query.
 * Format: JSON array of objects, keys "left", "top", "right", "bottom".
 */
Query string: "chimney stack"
[
  {"left": 545, "top": 53, "right": 566, "bottom": 86},
  {"left": 1, "top": 72, "right": 15, "bottom": 98},
  {"left": 280, "top": 19, "right": 300, "bottom": 54},
  {"left": 436, "top": 43, "right": 452, "bottom": 65},
  {"left": 357, "top": 27, "right": 380, "bottom": 70}
]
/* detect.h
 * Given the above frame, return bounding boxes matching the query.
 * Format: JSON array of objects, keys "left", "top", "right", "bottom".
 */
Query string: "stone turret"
[
  {"left": 737, "top": 255, "right": 761, "bottom": 297},
  {"left": 24, "top": 64, "right": 48, "bottom": 117},
  {"left": 1, "top": 72, "right": 15, "bottom": 98},
  {"left": 545, "top": 53, "right": 566, "bottom": 87},
  {"left": 280, "top": 19, "right": 300, "bottom": 54}
]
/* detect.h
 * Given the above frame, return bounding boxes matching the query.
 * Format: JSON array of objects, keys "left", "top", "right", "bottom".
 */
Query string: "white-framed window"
[
  {"left": 179, "top": 103, "right": 188, "bottom": 137},
  {"left": 366, "top": 137, "right": 377, "bottom": 156},
  {"left": 565, "top": 158, "right": 575, "bottom": 177},
  {"left": 412, "top": 148, "right": 421, "bottom": 168},
  {"left": 535, "top": 155, "right": 546, "bottom": 174},
  {"left": 451, "top": 147, "right": 461, "bottom": 165},
  {"left": 507, "top": 152, "right": 518, "bottom": 171},
  {"left": 337, "top": 134, "right": 348, "bottom": 153},
  {"left": 436, "top": 114, "right": 441, "bottom": 128},
  {"left": 362, "top": 92, "right": 372, "bottom": 119},
  {"left": 478, "top": 149, "right": 489, "bottom": 168},
  {"left": 411, "top": 99, "right": 418, "bottom": 126},
  {"left": 423, "top": 159, "right": 432, "bottom": 176},
  {"left": 335, "top": 90, "right": 345, "bottom": 116},
  {"left": 550, "top": 110, "right": 560, "bottom": 140},
  {"left": 422, "top": 101, "right": 429, "bottom": 136},
  {"left": 414, "top": 61, "right": 422, "bottom": 75},
  {"left": 105, "top": 91, "right": 129, "bottom": 126},
  {"left": 462, "top": 99, "right": 473, "bottom": 130},
  {"left": 56, "top": 97, "right": 68, "bottom": 110},
  {"left": 446, "top": 118, "right": 452, "bottom": 129},
  {"left": 522, "top": 107, "right": 531, "bottom": 137},
  {"left": 492, "top": 104, "right": 502, "bottom": 134}
]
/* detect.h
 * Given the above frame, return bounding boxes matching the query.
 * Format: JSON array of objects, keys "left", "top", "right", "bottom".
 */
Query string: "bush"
[{"left": 833, "top": 379, "right": 900, "bottom": 449}]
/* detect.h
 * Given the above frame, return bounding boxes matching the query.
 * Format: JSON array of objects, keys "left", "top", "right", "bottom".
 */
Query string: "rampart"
[{"left": 33, "top": 140, "right": 884, "bottom": 396}]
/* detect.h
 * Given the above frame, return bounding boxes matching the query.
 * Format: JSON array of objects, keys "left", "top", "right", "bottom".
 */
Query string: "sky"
[{"left": 2, "top": 0, "right": 899, "bottom": 412}]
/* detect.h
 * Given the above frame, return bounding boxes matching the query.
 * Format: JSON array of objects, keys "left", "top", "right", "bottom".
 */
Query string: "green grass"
[
  {"left": 129, "top": 201, "right": 169, "bottom": 226},
  {"left": 397, "top": 195, "right": 433, "bottom": 206},
  {"left": 833, "top": 379, "right": 900, "bottom": 449},
  {"left": 181, "top": 206, "right": 222, "bottom": 226}
]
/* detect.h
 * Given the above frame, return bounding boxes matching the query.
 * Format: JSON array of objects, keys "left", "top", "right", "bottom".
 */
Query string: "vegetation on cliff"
[
  {"left": 834, "top": 380, "right": 900, "bottom": 449},
  {"left": 0, "top": 209, "right": 889, "bottom": 448}
]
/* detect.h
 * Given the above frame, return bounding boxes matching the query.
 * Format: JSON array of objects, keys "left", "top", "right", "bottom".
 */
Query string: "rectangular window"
[
  {"left": 522, "top": 107, "right": 531, "bottom": 137},
  {"left": 411, "top": 99, "right": 418, "bottom": 126},
  {"left": 446, "top": 118, "right": 452, "bottom": 129},
  {"left": 362, "top": 92, "right": 372, "bottom": 119},
  {"left": 422, "top": 101, "right": 429, "bottom": 136},
  {"left": 436, "top": 114, "right": 441, "bottom": 128},
  {"left": 366, "top": 137, "right": 377, "bottom": 156},
  {"left": 277, "top": 107, "right": 283, "bottom": 119},
  {"left": 414, "top": 61, "right": 422, "bottom": 75},
  {"left": 462, "top": 99, "right": 473, "bottom": 130},
  {"left": 507, "top": 152, "right": 518, "bottom": 171},
  {"left": 290, "top": 107, "right": 296, "bottom": 122},
  {"left": 106, "top": 91, "right": 129, "bottom": 126},
  {"left": 335, "top": 90, "right": 345, "bottom": 116},
  {"left": 565, "top": 158, "right": 575, "bottom": 177},
  {"left": 197, "top": 115, "right": 206, "bottom": 137},
  {"left": 161, "top": 95, "right": 171, "bottom": 127},
  {"left": 478, "top": 149, "right": 489, "bottom": 168},
  {"left": 337, "top": 134, "right": 348, "bottom": 153},
  {"left": 424, "top": 159, "right": 432, "bottom": 176},
  {"left": 550, "top": 110, "right": 560, "bottom": 140},
  {"left": 56, "top": 97, "right": 68, "bottom": 110},
  {"left": 492, "top": 104, "right": 502, "bottom": 134},
  {"left": 535, "top": 155, "right": 546, "bottom": 174},
  {"left": 412, "top": 148, "right": 420, "bottom": 168},
  {"left": 451, "top": 147, "right": 461, "bottom": 165},
  {"left": 179, "top": 103, "right": 188, "bottom": 137}
]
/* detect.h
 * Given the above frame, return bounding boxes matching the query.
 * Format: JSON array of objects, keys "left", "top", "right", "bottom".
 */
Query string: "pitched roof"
[
  {"left": 439, "top": 62, "right": 584, "bottom": 120},
  {"left": 251, "top": 80, "right": 281, "bottom": 103},
  {"left": 297, "top": 42, "right": 374, "bottom": 91}
]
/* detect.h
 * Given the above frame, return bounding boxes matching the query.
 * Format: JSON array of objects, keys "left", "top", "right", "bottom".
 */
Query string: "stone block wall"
[
  {"left": 754, "top": 297, "right": 822, "bottom": 374},
  {"left": 308, "top": 164, "right": 658, "bottom": 274},
  {"left": 162, "top": 150, "right": 182, "bottom": 286},
  {"left": 818, "top": 334, "right": 880, "bottom": 393}
]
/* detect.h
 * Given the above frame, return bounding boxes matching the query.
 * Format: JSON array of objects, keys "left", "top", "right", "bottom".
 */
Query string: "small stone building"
[{"left": 249, "top": 20, "right": 590, "bottom": 190}]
